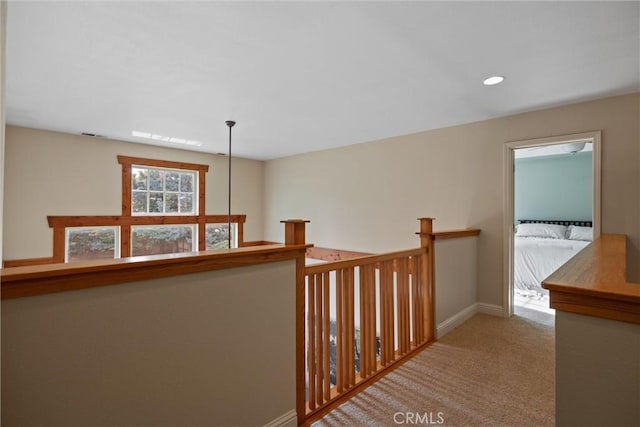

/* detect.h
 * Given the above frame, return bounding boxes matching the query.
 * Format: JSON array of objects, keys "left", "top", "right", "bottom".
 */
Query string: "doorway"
[{"left": 503, "top": 131, "right": 601, "bottom": 318}]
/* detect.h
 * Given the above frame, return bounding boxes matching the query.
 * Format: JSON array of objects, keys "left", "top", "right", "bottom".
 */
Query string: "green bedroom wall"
[{"left": 514, "top": 151, "right": 593, "bottom": 222}]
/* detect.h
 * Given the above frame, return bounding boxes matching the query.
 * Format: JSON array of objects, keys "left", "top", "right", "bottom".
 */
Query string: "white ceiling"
[{"left": 5, "top": 1, "right": 639, "bottom": 160}]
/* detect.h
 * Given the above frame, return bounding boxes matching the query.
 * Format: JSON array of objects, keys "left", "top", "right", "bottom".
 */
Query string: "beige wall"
[
  {"left": 264, "top": 93, "right": 640, "bottom": 307},
  {"left": 3, "top": 126, "right": 264, "bottom": 260},
  {"left": 435, "top": 236, "right": 478, "bottom": 334},
  {"left": 2, "top": 260, "right": 297, "bottom": 426},
  {"left": 556, "top": 311, "right": 640, "bottom": 426}
]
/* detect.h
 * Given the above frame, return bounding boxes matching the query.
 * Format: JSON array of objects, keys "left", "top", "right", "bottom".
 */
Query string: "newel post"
[
  {"left": 281, "top": 219, "right": 310, "bottom": 246},
  {"left": 417, "top": 217, "right": 436, "bottom": 341},
  {"left": 281, "top": 219, "right": 310, "bottom": 424}
]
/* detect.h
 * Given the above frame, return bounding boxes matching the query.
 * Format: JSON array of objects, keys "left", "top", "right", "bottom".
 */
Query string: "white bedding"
[{"left": 514, "top": 236, "right": 589, "bottom": 295}]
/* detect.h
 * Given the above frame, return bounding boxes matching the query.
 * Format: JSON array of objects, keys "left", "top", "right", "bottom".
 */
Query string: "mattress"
[{"left": 514, "top": 236, "right": 589, "bottom": 295}]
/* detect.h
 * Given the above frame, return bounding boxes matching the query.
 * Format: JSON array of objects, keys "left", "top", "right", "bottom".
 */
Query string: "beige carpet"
[{"left": 313, "top": 313, "right": 554, "bottom": 427}]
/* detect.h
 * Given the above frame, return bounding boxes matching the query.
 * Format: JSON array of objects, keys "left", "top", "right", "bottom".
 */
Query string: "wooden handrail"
[
  {"left": 304, "top": 230, "right": 479, "bottom": 263},
  {"left": 305, "top": 247, "right": 372, "bottom": 261},
  {"left": 3, "top": 217, "right": 310, "bottom": 302},
  {"left": 1, "top": 244, "right": 309, "bottom": 300},
  {"left": 542, "top": 234, "right": 640, "bottom": 324},
  {"left": 432, "top": 228, "right": 481, "bottom": 240},
  {"left": 305, "top": 247, "right": 426, "bottom": 274},
  {"left": 3, "top": 257, "right": 55, "bottom": 268}
]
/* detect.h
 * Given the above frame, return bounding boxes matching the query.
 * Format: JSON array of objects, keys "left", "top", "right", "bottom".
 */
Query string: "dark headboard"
[{"left": 518, "top": 219, "right": 593, "bottom": 227}]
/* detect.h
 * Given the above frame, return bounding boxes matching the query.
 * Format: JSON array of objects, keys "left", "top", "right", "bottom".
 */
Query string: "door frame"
[{"left": 502, "top": 130, "right": 602, "bottom": 317}]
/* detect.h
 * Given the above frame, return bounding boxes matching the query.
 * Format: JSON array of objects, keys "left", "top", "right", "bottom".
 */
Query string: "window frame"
[
  {"left": 118, "top": 156, "right": 208, "bottom": 218},
  {"left": 44, "top": 155, "right": 247, "bottom": 264},
  {"left": 130, "top": 165, "right": 198, "bottom": 216},
  {"left": 117, "top": 155, "right": 209, "bottom": 256}
]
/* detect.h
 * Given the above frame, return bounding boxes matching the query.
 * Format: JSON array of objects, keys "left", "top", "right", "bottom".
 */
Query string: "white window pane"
[
  {"left": 149, "top": 192, "right": 163, "bottom": 213},
  {"left": 149, "top": 169, "right": 163, "bottom": 191},
  {"left": 132, "top": 192, "right": 148, "bottom": 213},
  {"left": 165, "top": 193, "right": 179, "bottom": 213},
  {"left": 166, "top": 172, "right": 179, "bottom": 191},
  {"left": 132, "top": 168, "right": 148, "bottom": 190},
  {"left": 179, "top": 194, "right": 193, "bottom": 213},
  {"left": 180, "top": 173, "right": 194, "bottom": 192}
]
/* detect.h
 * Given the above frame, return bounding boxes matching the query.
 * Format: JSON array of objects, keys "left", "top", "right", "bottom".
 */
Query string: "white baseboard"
[
  {"left": 436, "top": 302, "right": 505, "bottom": 338},
  {"left": 263, "top": 409, "right": 297, "bottom": 427},
  {"left": 477, "top": 302, "right": 504, "bottom": 317},
  {"left": 437, "top": 303, "right": 478, "bottom": 338}
]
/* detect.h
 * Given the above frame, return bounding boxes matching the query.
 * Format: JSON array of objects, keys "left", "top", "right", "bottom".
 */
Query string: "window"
[
  {"left": 65, "top": 227, "right": 120, "bottom": 263},
  {"left": 131, "top": 167, "right": 196, "bottom": 215},
  {"left": 131, "top": 225, "right": 197, "bottom": 256},
  {"left": 206, "top": 223, "right": 237, "bottom": 250},
  {"left": 45, "top": 156, "right": 246, "bottom": 264}
]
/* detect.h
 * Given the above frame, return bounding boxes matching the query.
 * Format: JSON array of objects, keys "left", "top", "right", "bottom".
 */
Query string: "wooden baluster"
[
  {"left": 417, "top": 254, "right": 425, "bottom": 344},
  {"left": 367, "top": 263, "right": 377, "bottom": 374},
  {"left": 380, "top": 260, "right": 394, "bottom": 364},
  {"left": 388, "top": 260, "right": 396, "bottom": 363},
  {"left": 307, "top": 274, "right": 316, "bottom": 410},
  {"left": 412, "top": 255, "right": 422, "bottom": 345},
  {"left": 395, "top": 259, "right": 405, "bottom": 356},
  {"left": 341, "top": 268, "right": 349, "bottom": 389},
  {"left": 315, "top": 272, "right": 323, "bottom": 406},
  {"left": 398, "top": 257, "right": 409, "bottom": 355},
  {"left": 343, "top": 268, "right": 350, "bottom": 387},
  {"left": 377, "top": 265, "right": 386, "bottom": 366},
  {"left": 404, "top": 258, "right": 412, "bottom": 349},
  {"left": 336, "top": 269, "right": 344, "bottom": 393},
  {"left": 359, "top": 265, "right": 368, "bottom": 378},
  {"left": 322, "top": 271, "right": 331, "bottom": 401},
  {"left": 369, "top": 264, "right": 378, "bottom": 374},
  {"left": 359, "top": 263, "right": 374, "bottom": 378},
  {"left": 347, "top": 267, "right": 356, "bottom": 387}
]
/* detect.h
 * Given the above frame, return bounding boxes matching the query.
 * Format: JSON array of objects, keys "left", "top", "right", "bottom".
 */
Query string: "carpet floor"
[{"left": 313, "top": 312, "right": 554, "bottom": 427}]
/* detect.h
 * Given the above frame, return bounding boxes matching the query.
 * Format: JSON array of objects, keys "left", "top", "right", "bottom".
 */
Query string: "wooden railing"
[
  {"left": 542, "top": 234, "right": 640, "bottom": 324},
  {"left": 542, "top": 235, "right": 640, "bottom": 426},
  {"left": 299, "top": 218, "right": 436, "bottom": 423},
  {"left": 1, "top": 219, "right": 308, "bottom": 300}
]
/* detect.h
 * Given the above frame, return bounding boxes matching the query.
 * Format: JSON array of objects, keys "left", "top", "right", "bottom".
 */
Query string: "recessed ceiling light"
[{"left": 483, "top": 75, "right": 505, "bottom": 86}]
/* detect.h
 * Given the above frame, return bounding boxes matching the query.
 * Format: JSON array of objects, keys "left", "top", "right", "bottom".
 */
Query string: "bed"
[{"left": 514, "top": 220, "right": 592, "bottom": 296}]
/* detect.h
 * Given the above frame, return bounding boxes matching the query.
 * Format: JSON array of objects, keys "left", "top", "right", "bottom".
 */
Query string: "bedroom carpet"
[{"left": 313, "top": 313, "right": 554, "bottom": 427}]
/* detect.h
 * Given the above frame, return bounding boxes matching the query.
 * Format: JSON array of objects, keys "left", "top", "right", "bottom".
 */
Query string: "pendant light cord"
[{"left": 226, "top": 121, "right": 235, "bottom": 249}]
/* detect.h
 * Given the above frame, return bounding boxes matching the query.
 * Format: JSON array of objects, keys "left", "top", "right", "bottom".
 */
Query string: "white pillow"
[
  {"left": 566, "top": 225, "right": 593, "bottom": 241},
  {"left": 516, "top": 223, "right": 567, "bottom": 239}
]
